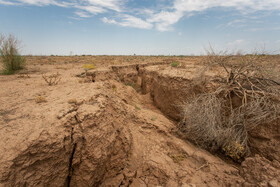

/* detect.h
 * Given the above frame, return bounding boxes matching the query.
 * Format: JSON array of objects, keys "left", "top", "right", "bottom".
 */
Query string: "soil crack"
[{"left": 66, "top": 143, "right": 77, "bottom": 187}]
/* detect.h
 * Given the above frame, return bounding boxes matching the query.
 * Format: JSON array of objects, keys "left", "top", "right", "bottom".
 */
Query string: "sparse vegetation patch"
[{"left": 0, "top": 34, "right": 25, "bottom": 74}]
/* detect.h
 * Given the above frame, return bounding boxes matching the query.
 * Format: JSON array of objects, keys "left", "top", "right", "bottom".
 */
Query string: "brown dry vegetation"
[
  {"left": 0, "top": 55, "right": 279, "bottom": 186},
  {"left": 179, "top": 51, "right": 280, "bottom": 162}
]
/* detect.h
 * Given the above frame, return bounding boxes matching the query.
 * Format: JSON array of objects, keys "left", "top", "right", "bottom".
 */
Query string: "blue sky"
[{"left": 0, "top": 0, "right": 279, "bottom": 55}]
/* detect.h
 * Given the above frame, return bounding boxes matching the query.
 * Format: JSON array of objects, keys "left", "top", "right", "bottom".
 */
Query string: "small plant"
[
  {"left": 0, "top": 34, "right": 25, "bottom": 74},
  {"left": 18, "top": 73, "right": 30, "bottom": 78},
  {"left": 170, "top": 61, "right": 180, "bottom": 67},
  {"left": 134, "top": 105, "right": 141, "bottom": 110},
  {"left": 82, "top": 64, "right": 95, "bottom": 75},
  {"left": 168, "top": 153, "right": 187, "bottom": 163},
  {"left": 68, "top": 98, "right": 77, "bottom": 105},
  {"left": 151, "top": 116, "right": 157, "bottom": 121},
  {"left": 112, "top": 84, "right": 117, "bottom": 92},
  {"left": 222, "top": 141, "right": 245, "bottom": 162},
  {"left": 42, "top": 72, "right": 61, "bottom": 86},
  {"left": 126, "top": 82, "right": 140, "bottom": 92},
  {"left": 35, "top": 96, "right": 47, "bottom": 103}
]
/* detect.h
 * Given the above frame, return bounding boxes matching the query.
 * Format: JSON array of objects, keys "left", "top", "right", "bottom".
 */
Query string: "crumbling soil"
[{"left": 0, "top": 56, "right": 279, "bottom": 186}]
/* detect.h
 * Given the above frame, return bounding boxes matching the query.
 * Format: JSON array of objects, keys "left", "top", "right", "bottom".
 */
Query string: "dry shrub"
[
  {"left": 35, "top": 96, "right": 47, "bottom": 103},
  {"left": 179, "top": 94, "right": 224, "bottom": 151},
  {"left": 17, "top": 73, "right": 30, "bottom": 78},
  {"left": 42, "top": 72, "right": 61, "bottom": 86},
  {"left": 68, "top": 98, "right": 77, "bottom": 104},
  {"left": 179, "top": 48, "right": 280, "bottom": 162}
]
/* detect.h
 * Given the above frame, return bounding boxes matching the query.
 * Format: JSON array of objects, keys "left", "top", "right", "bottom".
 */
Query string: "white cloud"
[
  {"left": 1, "top": 0, "right": 280, "bottom": 31},
  {"left": 227, "top": 19, "right": 246, "bottom": 26},
  {"left": 17, "top": 0, "right": 54, "bottom": 5},
  {"left": 227, "top": 39, "right": 244, "bottom": 46},
  {"left": 147, "top": 10, "right": 184, "bottom": 31},
  {"left": 173, "top": 0, "right": 280, "bottom": 12},
  {"left": 102, "top": 17, "right": 117, "bottom": 24},
  {"left": 134, "top": 8, "right": 155, "bottom": 16},
  {"left": 76, "top": 5, "right": 106, "bottom": 15},
  {"left": 0, "top": 0, "right": 19, "bottom": 5},
  {"left": 75, "top": 11, "right": 91, "bottom": 18},
  {"left": 145, "top": 0, "right": 280, "bottom": 31},
  {"left": 0, "top": 0, "right": 123, "bottom": 10},
  {"left": 0, "top": 0, "right": 73, "bottom": 7},
  {"left": 102, "top": 15, "right": 153, "bottom": 29},
  {"left": 87, "top": 0, "right": 123, "bottom": 12}
]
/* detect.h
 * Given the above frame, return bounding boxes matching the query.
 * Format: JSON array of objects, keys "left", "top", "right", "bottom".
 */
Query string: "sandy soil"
[{"left": 0, "top": 56, "right": 279, "bottom": 186}]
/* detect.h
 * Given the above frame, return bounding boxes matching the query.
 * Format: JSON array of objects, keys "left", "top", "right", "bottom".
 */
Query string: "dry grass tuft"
[
  {"left": 168, "top": 153, "right": 187, "bottom": 163},
  {"left": 35, "top": 96, "right": 47, "bottom": 103},
  {"left": 68, "top": 98, "right": 77, "bottom": 105}
]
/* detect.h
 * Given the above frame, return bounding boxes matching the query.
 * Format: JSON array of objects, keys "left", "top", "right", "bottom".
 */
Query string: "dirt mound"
[
  {"left": 249, "top": 120, "right": 280, "bottom": 161},
  {"left": 0, "top": 60, "right": 279, "bottom": 186},
  {"left": 0, "top": 80, "right": 133, "bottom": 186},
  {"left": 240, "top": 155, "right": 280, "bottom": 186},
  {"left": 62, "top": 93, "right": 133, "bottom": 186}
]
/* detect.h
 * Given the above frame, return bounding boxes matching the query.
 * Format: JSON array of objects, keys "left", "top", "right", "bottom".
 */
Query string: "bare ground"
[{"left": 0, "top": 56, "right": 279, "bottom": 186}]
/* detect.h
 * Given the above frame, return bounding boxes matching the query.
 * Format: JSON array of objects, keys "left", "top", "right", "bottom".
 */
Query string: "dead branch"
[{"left": 42, "top": 72, "right": 61, "bottom": 86}]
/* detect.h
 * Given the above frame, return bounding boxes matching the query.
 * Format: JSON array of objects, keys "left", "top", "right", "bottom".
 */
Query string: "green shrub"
[
  {"left": 170, "top": 61, "right": 180, "bottom": 67},
  {"left": 0, "top": 34, "right": 25, "bottom": 74}
]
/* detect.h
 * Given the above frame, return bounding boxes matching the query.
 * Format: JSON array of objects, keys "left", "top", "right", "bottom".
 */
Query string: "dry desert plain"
[{"left": 0, "top": 55, "right": 280, "bottom": 186}]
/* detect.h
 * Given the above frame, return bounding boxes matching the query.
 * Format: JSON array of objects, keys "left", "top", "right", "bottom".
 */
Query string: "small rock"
[
  {"left": 182, "top": 183, "right": 196, "bottom": 187},
  {"left": 57, "top": 112, "right": 64, "bottom": 119},
  {"left": 268, "top": 180, "right": 279, "bottom": 187},
  {"left": 130, "top": 178, "right": 146, "bottom": 187}
]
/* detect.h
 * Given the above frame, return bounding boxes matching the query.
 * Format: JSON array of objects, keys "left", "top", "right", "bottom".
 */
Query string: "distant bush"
[
  {"left": 82, "top": 63, "right": 95, "bottom": 75},
  {"left": 170, "top": 61, "right": 180, "bottom": 67},
  {"left": 0, "top": 34, "right": 25, "bottom": 74},
  {"left": 82, "top": 64, "right": 95, "bottom": 70}
]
